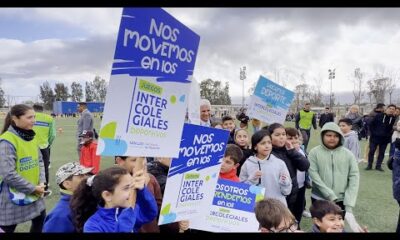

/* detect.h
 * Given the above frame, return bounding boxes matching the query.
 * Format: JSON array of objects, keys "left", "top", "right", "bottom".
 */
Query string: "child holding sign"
[
  {"left": 239, "top": 130, "right": 292, "bottom": 206},
  {"left": 70, "top": 166, "right": 158, "bottom": 232}
]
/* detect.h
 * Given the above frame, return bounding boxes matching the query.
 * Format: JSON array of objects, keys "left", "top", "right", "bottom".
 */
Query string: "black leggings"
[
  {"left": 0, "top": 210, "right": 46, "bottom": 233},
  {"left": 397, "top": 201, "right": 400, "bottom": 234}
]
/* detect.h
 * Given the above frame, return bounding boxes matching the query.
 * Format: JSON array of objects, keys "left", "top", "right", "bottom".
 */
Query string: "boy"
[
  {"left": 222, "top": 116, "right": 236, "bottom": 144},
  {"left": 79, "top": 130, "right": 101, "bottom": 174},
  {"left": 115, "top": 156, "right": 162, "bottom": 233},
  {"left": 339, "top": 118, "right": 361, "bottom": 162},
  {"left": 308, "top": 122, "right": 363, "bottom": 232},
  {"left": 43, "top": 162, "right": 93, "bottom": 232},
  {"left": 309, "top": 199, "right": 344, "bottom": 233},
  {"left": 254, "top": 198, "right": 301, "bottom": 233},
  {"left": 219, "top": 144, "right": 243, "bottom": 182}
]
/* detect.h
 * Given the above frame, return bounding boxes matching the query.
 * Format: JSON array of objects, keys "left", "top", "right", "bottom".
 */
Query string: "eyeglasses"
[{"left": 268, "top": 220, "right": 299, "bottom": 233}]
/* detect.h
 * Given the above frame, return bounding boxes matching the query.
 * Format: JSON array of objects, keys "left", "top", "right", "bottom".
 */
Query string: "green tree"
[
  {"left": 85, "top": 81, "right": 95, "bottom": 102},
  {"left": 0, "top": 78, "right": 6, "bottom": 108},
  {"left": 39, "top": 81, "right": 55, "bottom": 110},
  {"left": 70, "top": 81, "right": 83, "bottom": 102},
  {"left": 92, "top": 76, "right": 107, "bottom": 102},
  {"left": 200, "top": 79, "right": 231, "bottom": 105},
  {"left": 54, "top": 83, "right": 69, "bottom": 101}
]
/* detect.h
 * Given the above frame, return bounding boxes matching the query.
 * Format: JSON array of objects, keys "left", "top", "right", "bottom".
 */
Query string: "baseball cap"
[
  {"left": 56, "top": 162, "right": 93, "bottom": 185},
  {"left": 79, "top": 130, "right": 94, "bottom": 138}
]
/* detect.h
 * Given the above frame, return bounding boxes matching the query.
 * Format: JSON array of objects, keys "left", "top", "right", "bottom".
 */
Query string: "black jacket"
[
  {"left": 319, "top": 113, "right": 334, "bottom": 128},
  {"left": 236, "top": 146, "right": 253, "bottom": 176},
  {"left": 369, "top": 113, "right": 396, "bottom": 144}
]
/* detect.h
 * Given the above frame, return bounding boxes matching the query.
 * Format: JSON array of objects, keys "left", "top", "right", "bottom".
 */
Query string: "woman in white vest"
[{"left": 0, "top": 104, "right": 46, "bottom": 232}]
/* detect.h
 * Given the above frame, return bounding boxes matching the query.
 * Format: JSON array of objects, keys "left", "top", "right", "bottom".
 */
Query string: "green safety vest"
[
  {"left": 299, "top": 110, "right": 315, "bottom": 130},
  {"left": 33, "top": 112, "right": 53, "bottom": 149},
  {"left": 0, "top": 131, "right": 40, "bottom": 206}
]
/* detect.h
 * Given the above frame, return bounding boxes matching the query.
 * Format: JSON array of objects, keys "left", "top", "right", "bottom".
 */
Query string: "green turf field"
[{"left": 8, "top": 118, "right": 398, "bottom": 232}]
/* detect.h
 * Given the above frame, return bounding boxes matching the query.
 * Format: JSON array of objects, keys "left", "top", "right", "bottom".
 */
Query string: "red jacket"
[
  {"left": 219, "top": 168, "right": 240, "bottom": 182},
  {"left": 80, "top": 141, "right": 101, "bottom": 174}
]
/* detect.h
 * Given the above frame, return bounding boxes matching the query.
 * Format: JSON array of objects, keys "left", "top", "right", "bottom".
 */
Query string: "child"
[
  {"left": 254, "top": 198, "right": 300, "bottom": 233},
  {"left": 43, "top": 162, "right": 93, "bottom": 232},
  {"left": 219, "top": 144, "right": 243, "bottom": 182},
  {"left": 309, "top": 200, "right": 345, "bottom": 233},
  {"left": 222, "top": 116, "right": 236, "bottom": 144},
  {"left": 115, "top": 156, "right": 162, "bottom": 233},
  {"left": 239, "top": 130, "right": 292, "bottom": 206},
  {"left": 70, "top": 166, "right": 158, "bottom": 232},
  {"left": 234, "top": 129, "right": 253, "bottom": 176},
  {"left": 79, "top": 130, "right": 101, "bottom": 174},
  {"left": 285, "top": 127, "right": 308, "bottom": 226},
  {"left": 339, "top": 118, "right": 361, "bottom": 162},
  {"left": 308, "top": 122, "right": 362, "bottom": 232},
  {"left": 211, "top": 121, "right": 223, "bottom": 129},
  {"left": 390, "top": 121, "right": 400, "bottom": 159},
  {"left": 267, "top": 123, "right": 309, "bottom": 224}
]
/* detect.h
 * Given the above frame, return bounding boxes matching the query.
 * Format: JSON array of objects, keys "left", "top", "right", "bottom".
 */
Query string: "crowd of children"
[{"left": 7, "top": 103, "right": 400, "bottom": 233}]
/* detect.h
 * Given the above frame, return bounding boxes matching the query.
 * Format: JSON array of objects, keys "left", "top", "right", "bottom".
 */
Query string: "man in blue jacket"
[{"left": 43, "top": 162, "right": 93, "bottom": 232}]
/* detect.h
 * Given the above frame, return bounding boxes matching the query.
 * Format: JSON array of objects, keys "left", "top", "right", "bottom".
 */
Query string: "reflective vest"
[
  {"left": 299, "top": 110, "right": 315, "bottom": 130},
  {"left": 33, "top": 112, "right": 53, "bottom": 149},
  {"left": 0, "top": 131, "right": 40, "bottom": 206}
]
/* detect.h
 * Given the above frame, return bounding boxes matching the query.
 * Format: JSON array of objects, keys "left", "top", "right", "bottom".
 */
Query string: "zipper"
[
  {"left": 115, "top": 208, "right": 119, "bottom": 222},
  {"left": 331, "top": 151, "right": 334, "bottom": 189}
]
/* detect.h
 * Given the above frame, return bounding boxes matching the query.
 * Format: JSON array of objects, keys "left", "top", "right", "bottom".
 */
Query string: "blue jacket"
[
  {"left": 43, "top": 192, "right": 75, "bottom": 232},
  {"left": 83, "top": 187, "right": 158, "bottom": 233},
  {"left": 392, "top": 149, "right": 400, "bottom": 202}
]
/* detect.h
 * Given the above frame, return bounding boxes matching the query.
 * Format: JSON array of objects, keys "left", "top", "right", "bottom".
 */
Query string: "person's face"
[
  {"left": 223, "top": 120, "right": 235, "bottom": 132},
  {"left": 77, "top": 104, "right": 84, "bottom": 113},
  {"left": 261, "top": 218, "right": 299, "bottom": 233},
  {"left": 286, "top": 135, "right": 299, "bottom": 148},
  {"left": 304, "top": 104, "right": 311, "bottom": 111},
  {"left": 63, "top": 174, "right": 89, "bottom": 192},
  {"left": 103, "top": 173, "right": 133, "bottom": 208},
  {"left": 325, "top": 108, "right": 330, "bottom": 113},
  {"left": 235, "top": 130, "right": 249, "bottom": 147},
  {"left": 200, "top": 105, "right": 211, "bottom": 122},
  {"left": 271, "top": 128, "right": 287, "bottom": 147},
  {"left": 12, "top": 109, "right": 35, "bottom": 130},
  {"left": 81, "top": 136, "right": 92, "bottom": 145},
  {"left": 116, "top": 157, "right": 146, "bottom": 175},
  {"left": 314, "top": 213, "right": 344, "bottom": 233},
  {"left": 323, "top": 131, "right": 340, "bottom": 149},
  {"left": 220, "top": 156, "right": 237, "bottom": 173},
  {"left": 386, "top": 106, "right": 396, "bottom": 115},
  {"left": 339, "top": 122, "right": 351, "bottom": 134},
  {"left": 255, "top": 135, "right": 272, "bottom": 158},
  {"left": 350, "top": 107, "right": 358, "bottom": 113}
]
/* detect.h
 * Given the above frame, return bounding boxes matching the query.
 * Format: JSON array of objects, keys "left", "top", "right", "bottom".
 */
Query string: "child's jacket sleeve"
[{"left": 133, "top": 187, "right": 158, "bottom": 232}]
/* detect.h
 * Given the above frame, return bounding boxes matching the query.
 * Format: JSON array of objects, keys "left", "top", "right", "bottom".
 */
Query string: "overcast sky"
[{"left": 1, "top": 8, "right": 400, "bottom": 104}]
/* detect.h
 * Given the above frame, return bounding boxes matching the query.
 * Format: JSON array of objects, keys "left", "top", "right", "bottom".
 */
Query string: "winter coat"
[
  {"left": 83, "top": 187, "right": 158, "bottom": 232},
  {"left": 79, "top": 141, "right": 100, "bottom": 174},
  {"left": 43, "top": 192, "right": 75, "bottom": 232},
  {"left": 319, "top": 113, "right": 334, "bottom": 128},
  {"left": 369, "top": 112, "right": 396, "bottom": 144},
  {"left": 308, "top": 122, "right": 360, "bottom": 213},
  {"left": 236, "top": 146, "right": 253, "bottom": 176},
  {"left": 239, "top": 155, "right": 292, "bottom": 206},
  {"left": 345, "top": 112, "right": 363, "bottom": 132},
  {"left": 343, "top": 130, "right": 361, "bottom": 160},
  {"left": 391, "top": 149, "right": 400, "bottom": 202}
]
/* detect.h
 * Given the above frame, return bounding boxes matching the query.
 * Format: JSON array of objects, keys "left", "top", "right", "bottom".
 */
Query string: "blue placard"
[
  {"left": 112, "top": 8, "right": 200, "bottom": 83},
  {"left": 253, "top": 76, "right": 295, "bottom": 109},
  {"left": 168, "top": 123, "right": 230, "bottom": 177},
  {"left": 212, "top": 179, "right": 264, "bottom": 213}
]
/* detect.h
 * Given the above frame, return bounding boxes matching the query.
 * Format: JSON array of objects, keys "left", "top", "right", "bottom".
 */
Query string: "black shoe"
[
  {"left": 365, "top": 166, "right": 372, "bottom": 170},
  {"left": 375, "top": 167, "right": 384, "bottom": 172}
]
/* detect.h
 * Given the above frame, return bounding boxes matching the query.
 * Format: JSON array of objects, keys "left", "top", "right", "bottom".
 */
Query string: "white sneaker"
[
  {"left": 48, "top": 164, "right": 51, "bottom": 169},
  {"left": 302, "top": 210, "right": 312, "bottom": 218}
]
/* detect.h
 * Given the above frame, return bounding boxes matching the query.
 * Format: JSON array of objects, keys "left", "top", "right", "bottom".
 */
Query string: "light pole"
[
  {"left": 328, "top": 69, "right": 335, "bottom": 109},
  {"left": 240, "top": 66, "right": 246, "bottom": 108}
]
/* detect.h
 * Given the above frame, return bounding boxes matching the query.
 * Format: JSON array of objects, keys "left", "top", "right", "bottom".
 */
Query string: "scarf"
[{"left": 12, "top": 125, "right": 36, "bottom": 141}]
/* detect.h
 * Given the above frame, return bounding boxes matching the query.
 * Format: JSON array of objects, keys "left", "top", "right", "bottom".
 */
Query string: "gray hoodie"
[
  {"left": 343, "top": 130, "right": 360, "bottom": 160},
  {"left": 239, "top": 154, "right": 292, "bottom": 206}
]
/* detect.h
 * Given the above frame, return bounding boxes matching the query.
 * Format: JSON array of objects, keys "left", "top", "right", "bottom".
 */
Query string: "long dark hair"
[
  {"left": 70, "top": 166, "right": 129, "bottom": 232},
  {"left": 2, "top": 104, "right": 33, "bottom": 134}
]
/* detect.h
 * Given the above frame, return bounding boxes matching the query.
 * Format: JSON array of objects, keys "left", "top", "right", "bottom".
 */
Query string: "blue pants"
[{"left": 368, "top": 141, "right": 388, "bottom": 169}]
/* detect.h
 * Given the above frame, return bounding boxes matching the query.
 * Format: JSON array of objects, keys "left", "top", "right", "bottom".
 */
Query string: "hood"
[
  {"left": 320, "top": 122, "right": 344, "bottom": 149},
  {"left": 246, "top": 155, "right": 269, "bottom": 165},
  {"left": 343, "top": 130, "right": 357, "bottom": 138}
]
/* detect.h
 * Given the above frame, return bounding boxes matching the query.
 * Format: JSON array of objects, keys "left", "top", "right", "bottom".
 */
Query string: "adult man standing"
[
  {"left": 76, "top": 102, "right": 93, "bottom": 158},
  {"left": 32, "top": 104, "right": 56, "bottom": 192},
  {"left": 199, "top": 99, "right": 212, "bottom": 127},
  {"left": 295, "top": 102, "right": 317, "bottom": 152},
  {"left": 367, "top": 104, "right": 396, "bottom": 171},
  {"left": 319, "top": 107, "right": 334, "bottom": 128}
]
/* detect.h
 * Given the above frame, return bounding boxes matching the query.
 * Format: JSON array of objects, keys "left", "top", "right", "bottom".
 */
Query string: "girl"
[
  {"left": 0, "top": 104, "right": 46, "bottom": 233},
  {"left": 239, "top": 130, "right": 292, "bottom": 206},
  {"left": 70, "top": 166, "right": 158, "bottom": 232},
  {"left": 234, "top": 129, "right": 253, "bottom": 176},
  {"left": 268, "top": 123, "right": 309, "bottom": 225}
]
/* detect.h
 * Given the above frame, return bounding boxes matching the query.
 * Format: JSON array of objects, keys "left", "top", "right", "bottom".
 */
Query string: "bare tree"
[
  {"left": 386, "top": 69, "right": 398, "bottom": 104},
  {"left": 352, "top": 68, "right": 365, "bottom": 105}
]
